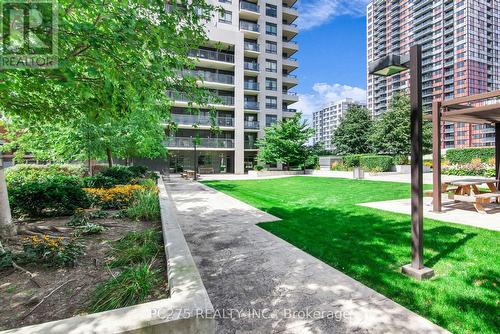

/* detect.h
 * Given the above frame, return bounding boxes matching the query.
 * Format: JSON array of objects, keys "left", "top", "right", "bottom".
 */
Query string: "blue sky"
[{"left": 293, "top": 0, "right": 369, "bottom": 119}]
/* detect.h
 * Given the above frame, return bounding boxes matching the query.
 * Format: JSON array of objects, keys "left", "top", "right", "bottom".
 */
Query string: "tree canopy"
[
  {"left": 370, "top": 94, "right": 432, "bottom": 158},
  {"left": 331, "top": 105, "right": 373, "bottom": 155},
  {"left": 257, "top": 113, "right": 315, "bottom": 170}
]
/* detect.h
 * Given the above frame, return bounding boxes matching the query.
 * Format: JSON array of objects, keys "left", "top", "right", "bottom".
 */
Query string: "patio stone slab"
[
  {"left": 360, "top": 197, "right": 500, "bottom": 231},
  {"left": 164, "top": 176, "right": 450, "bottom": 334}
]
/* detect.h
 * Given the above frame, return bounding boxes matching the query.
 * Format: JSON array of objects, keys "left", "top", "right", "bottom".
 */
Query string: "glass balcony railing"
[
  {"left": 172, "top": 114, "right": 234, "bottom": 127},
  {"left": 244, "top": 140, "right": 258, "bottom": 149},
  {"left": 244, "top": 101, "right": 259, "bottom": 110},
  {"left": 283, "top": 108, "right": 297, "bottom": 113},
  {"left": 244, "top": 61, "right": 259, "bottom": 71},
  {"left": 188, "top": 49, "right": 234, "bottom": 63},
  {"left": 244, "top": 81, "right": 259, "bottom": 90},
  {"left": 240, "top": 20, "right": 260, "bottom": 32},
  {"left": 244, "top": 120, "right": 260, "bottom": 129},
  {"left": 183, "top": 70, "right": 234, "bottom": 85},
  {"left": 165, "top": 137, "right": 235, "bottom": 149},
  {"left": 244, "top": 42, "right": 260, "bottom": 52},
  {"left": 240, "top": 1, "right": 259, "bottom": 12},
  {"left": 166, "top": 90, "right": 235, "bottom": 106}
]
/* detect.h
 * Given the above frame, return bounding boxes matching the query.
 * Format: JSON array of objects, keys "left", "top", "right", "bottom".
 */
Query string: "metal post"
[
  {"left": 193, "top": 143, "right": 198, "bottom": 181},
  {"left": 432, "top": 101, "right": 442, "bottom": 212},
  {"left": 496, "top": 123, "right": 500, "bottom": 190},
  {"left": 401, "top": 44, "right": 434, "bottom": 280}
]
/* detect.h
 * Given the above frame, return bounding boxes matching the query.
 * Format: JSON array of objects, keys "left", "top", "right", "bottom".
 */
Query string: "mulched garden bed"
[{"left": 0, "top": 213, "right": 168, "bottom": 331}]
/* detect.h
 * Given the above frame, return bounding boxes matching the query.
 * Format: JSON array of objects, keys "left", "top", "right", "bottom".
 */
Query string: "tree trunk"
[
  {"left": 0, "top": 161, "right": 16, "bottom": 238},
  {"left": 106, "top": 148, "right": 113, "bottom": 168}
]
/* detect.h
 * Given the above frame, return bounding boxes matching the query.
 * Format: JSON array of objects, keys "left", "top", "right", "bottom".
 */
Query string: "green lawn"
[{"left": 203, "top": 177, "right": 499, "bottom": 334}]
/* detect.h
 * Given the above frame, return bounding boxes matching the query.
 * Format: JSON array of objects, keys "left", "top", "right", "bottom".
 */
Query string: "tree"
[
  {"left": 331, "top": 105, "right": 373, "bottom": 155},
  {"left": 370, "top": 94, "right": 432, "bottom": 161},
  {"left": 0, "top": 0, "right": 216, "bottom": 237},
  {"left": 257, "top": 113, "right": 315, "bottom": 171}
]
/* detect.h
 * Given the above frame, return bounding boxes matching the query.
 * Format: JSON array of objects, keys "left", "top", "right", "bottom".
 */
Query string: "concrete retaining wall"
[
  {"left": 248, "top": 170, "right": 313, "bottom": 177},
  {"left": 1, "top": 178, "right": 215, "bottom": 334}
]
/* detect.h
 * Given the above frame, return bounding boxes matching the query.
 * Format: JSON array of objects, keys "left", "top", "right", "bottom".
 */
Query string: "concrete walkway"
[{"left": 164, "top": 176, "right": 449, "bottom": 334}]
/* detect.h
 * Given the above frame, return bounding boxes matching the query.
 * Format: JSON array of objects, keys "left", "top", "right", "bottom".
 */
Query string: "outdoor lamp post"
[{"left": 368, "top": 44, "right": 434, "bottom": 280}]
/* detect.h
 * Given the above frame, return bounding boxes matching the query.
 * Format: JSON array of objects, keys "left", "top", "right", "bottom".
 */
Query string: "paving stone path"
[{"left": 165, "top": 176, "right": 449, "bottom": 334}]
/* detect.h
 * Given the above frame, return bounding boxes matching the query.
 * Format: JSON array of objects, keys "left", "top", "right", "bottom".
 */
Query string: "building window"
[
  {"left": 265, "top": 77, "right": 277, "bottom": 91},
  {"left": 265, "top": 41, "right": 277, "bottom": 54},
  {"left": 266, "top": 4, "right": 277, "bottom": 17},
  {"left": 219, "top": 10, "right": 232, "bottom": 24},
  {"left": 219, "top": 0, "right": 231, "bottom": 3},
  {"left": 265, "top": 96, "right": 277, "bottom": 109},
  {"left": 266, "top": 114, "right": 278, "bottom": 126},
  {"left": 265, "top": 59, "right": 277, "bottom": 72},
  {"left": 266, "top": 22, "right": 277, "bottom": 36}
]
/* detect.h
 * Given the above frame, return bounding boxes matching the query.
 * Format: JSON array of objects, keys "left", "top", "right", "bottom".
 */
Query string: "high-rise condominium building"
[
  {"left": 312, "top": 99, "right": 367, "bottom": 151},
  {"left": 367, "top": 0, "right": 499, "bottom": 149},
  {"left": 165, "top": 0, "right": 299, "bottom": 174}
]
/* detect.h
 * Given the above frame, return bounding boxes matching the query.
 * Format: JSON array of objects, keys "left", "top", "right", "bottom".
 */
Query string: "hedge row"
[
  {"left": 344, "top": 154, "right": 394, "bottom": 172},
  {"left": 446, "top": 148, "right": 495, "bottom": 165}
]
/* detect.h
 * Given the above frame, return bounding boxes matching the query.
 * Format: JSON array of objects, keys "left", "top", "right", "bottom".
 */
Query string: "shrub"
[
  {"left": 22, "top": 235, "right": 83, "bottom": 267},
  {"left": 126, "top": 189, "right": 161, "bottom": 221},
  {"left": 446, "top": 148, "right": 495, "bottom": 165},
  {"left": 359, "top": 155, "right": 394, "bottom": 172},
  {"left": 109, "top": 229, "right": 162, "bottom": 268},
  {"left": 343, "top": 154, "right": 364, "bottom": 168},
  {"left": 254, "top": 165, "right": 264, "bottom": 171},
  {"left": 67, "top": 210, "right": 91, "bottom": 227},
  {"left": 138, "top": 178, "right": 157, "bottom": 188},
  {"left": 442, "top": 161, "right": 496, "bottom": 178},
  {"left": 83, "top": 174, "right": 118, "bottom": 189},
  {"left": 394, "top": 155, "right": 409, "bottom": 165},
  {"left": 128, "top": 165, "right": 149, "bottom": 178},
  {"left": 8, "top": 175, "right": 90, "bottom": 217},
  {"left": 5, "top": 164, "right": 86, "bottom": 185},
  {"left": 87, "top": 263, "right": 160, "bottom": 313},
  {"left": 84, "top": 184, "right": 146, "bottom": 209},
  {"left": 100, "top": 166, "right": 135, "bottom": 185}
]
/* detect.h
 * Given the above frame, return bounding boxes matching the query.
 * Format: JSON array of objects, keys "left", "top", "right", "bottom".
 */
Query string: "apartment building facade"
[
  {"left": 166, "top": 0, "right": 299, "bottom": 174},
  {"left": 367, "top": 0, "right": 499, "bottom": 149},
  {"left": 312, "top": 98, "right": 367, "bottom": 151}
]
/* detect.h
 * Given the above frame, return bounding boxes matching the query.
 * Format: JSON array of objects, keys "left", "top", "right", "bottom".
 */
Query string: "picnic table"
[
  {"left": 181, "top": 170, "right": 199, "bottom": 180},
  {"left": 444, "top": 178, "right": 500, "bottom": 213}
]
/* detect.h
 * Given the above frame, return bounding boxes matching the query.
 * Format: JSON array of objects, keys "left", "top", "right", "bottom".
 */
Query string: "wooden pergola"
[{"left": 429, "top": 90, "right": 500, "bottom": 212}]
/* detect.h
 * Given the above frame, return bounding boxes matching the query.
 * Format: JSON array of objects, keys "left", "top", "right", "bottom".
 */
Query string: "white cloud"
[
  {"left": 296, "top": 0, "right": 369, "bottom": 30},
  {"left": 294, "top": 82, "right": 367, "bottom": 121}
]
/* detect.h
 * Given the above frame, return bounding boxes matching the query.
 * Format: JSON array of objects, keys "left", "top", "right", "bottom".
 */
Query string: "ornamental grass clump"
[
  {"left": 109, "top": 229, "right": 162, "bottom": 268},
  {"left": 126, "top": 189, "right": 161, "bottom": 221}
]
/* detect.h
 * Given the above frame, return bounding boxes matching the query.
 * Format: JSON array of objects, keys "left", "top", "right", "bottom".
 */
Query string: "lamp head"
[{"left": 369, "top": 54, "right": 410, "bottom": 77}]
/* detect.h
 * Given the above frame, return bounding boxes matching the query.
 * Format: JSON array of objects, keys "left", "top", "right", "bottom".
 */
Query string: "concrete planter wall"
[
  {"left": 392, "top": 165, "right": 432, "bottom": 174},
  {"left": 248, "top": 170, "right": 313, "bottom": 177},
  {"left": 2, "top": 178, "right": 215, "bottom": 334}
]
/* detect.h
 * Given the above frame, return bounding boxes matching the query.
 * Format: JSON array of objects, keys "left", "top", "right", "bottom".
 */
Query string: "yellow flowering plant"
[
  {"left": 22, "top": 235, "right": 83, "bottom": 266},
  {"left": 84, "top": 184, "right": 147, "bottom": 209}
]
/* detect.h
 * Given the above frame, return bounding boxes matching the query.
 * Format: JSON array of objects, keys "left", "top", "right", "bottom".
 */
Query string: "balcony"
[
  {"left": 244, "top": 120, "right": 260, "bottom": 129},
  {"left": 282, "top": 4, "right": 298, "bottom": 22},
  {"left": 282, "top": 23, "right": 298, "bottom": 39},
  {"left": 244, "top": 61, "right": 259, "bottom": 73},
  {"left": 240, "top": 1, "right": 260, "bottom": 20},
  {"left": 172, "top": 114, "right": 234, "bottom": 128},
  {"left": 240, "top": 20, "right": 260, "bottom": 37},
  {"left": 282, "top": 57, "right": 299, "bottom": 71},
  {"left": 282, "top": 40, "right": 299, "bottom": 55},
  {"left": 282, "top": 90, "right": 299, "bottom": 102},
  {"left": 282, "top": 74, "right": 298, "bottom": 87},
  {"left": 244, "top": 41, "right": 260, "bottom": 54},
  {"left": 244, "top": 101, "right": 259, "bottom": 110},
  {"left": 165, "top": 137, "right": 235, "bottom": 149},
  {"left": 183, "top": 70, "right": 234, "bottom": 86},
  {"left": 188, "top": 49, "right": 234, "bottom": 67},
  {"left": 244, "top": 81, "right": 259, "bottom": 92},
  {"left": 244, "top": 140, "right": 258, "bottom": 149},
  {"left": 166, "top": 90, "right": 235, "bottom": 107},
  {"left": 283, "top": 108, "right": 297, "bottom": 113}
]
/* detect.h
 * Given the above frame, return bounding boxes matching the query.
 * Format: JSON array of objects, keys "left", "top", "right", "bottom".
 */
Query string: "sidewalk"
[{"left": 164, "top": 176, "right": 449, "bottom": 334}]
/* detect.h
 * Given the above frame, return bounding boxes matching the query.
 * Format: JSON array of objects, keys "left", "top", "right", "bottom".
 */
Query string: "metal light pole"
[{"left": 369, "top": 44, "right": 434, "bottom": 280}]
